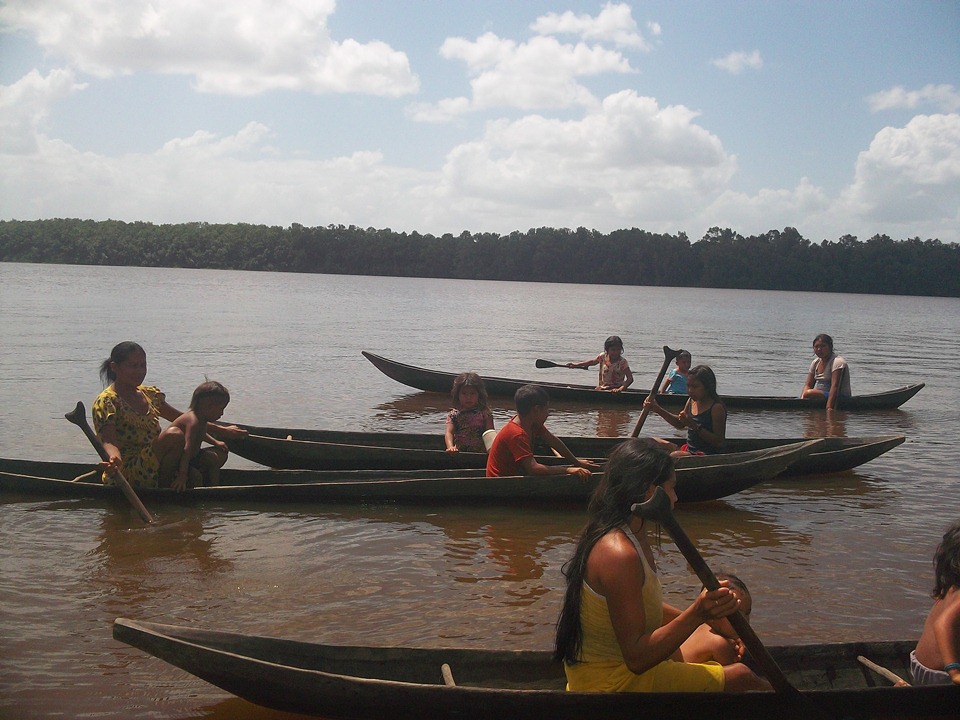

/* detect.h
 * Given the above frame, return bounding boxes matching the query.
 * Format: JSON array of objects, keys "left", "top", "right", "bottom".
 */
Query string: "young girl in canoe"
[
  {"left": 912, "top": 520, "right": 960, "bottom": 685},
  {"left": 155, "top": 380, "right": 232, "bottom": 491},
  {"left": 660, "top": 350, "right": 691, "bottom": 394},
  {"left": 554, "top": 440, "right": 769, "bottom": 693},
  {"left": 444, "top": 372, "right": 495, "bottom": 453},
  {"left": 800, "top": 333, "right": 852, "bottom": 410},
  {"left": 643, "top": 365, "right": 726, "bottom": 456},
  {"left": 566, "top": 336, "right": 634, "bottom": 393}
]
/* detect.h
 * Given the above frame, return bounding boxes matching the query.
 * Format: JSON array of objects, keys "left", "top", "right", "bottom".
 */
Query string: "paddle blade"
[{"left": 535, "top": 359, "right": 559, "bottom": 368}]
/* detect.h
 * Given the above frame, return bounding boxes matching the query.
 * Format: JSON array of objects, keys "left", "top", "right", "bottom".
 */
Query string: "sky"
[{"left": 1, "top": 0, "right": 958, "bottom": 243}]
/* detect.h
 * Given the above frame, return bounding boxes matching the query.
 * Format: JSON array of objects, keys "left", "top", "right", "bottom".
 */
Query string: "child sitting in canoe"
[
  {"left": 155, "top": 380, "right": 232, "bottom": 491},
  {"left": 660, "top": 350, "right": 692, "bottom": 394},
  {"left": 680, "top": 573, "right": 752, "bottom": 665},
  {"left": 445, "top": 372, "right": 495, "bottom": 453},
  {"left": 485, "top": 384, "right": 597, "bottom": 478},
  {"left": 644, "top": 365, "right": 727, "bottom": 456},
  {"left": 566, "top": 336, "right": 634, "bottom": 393},
  {"left": 912, "top": 520, "right": 960, "bottom": 685}
]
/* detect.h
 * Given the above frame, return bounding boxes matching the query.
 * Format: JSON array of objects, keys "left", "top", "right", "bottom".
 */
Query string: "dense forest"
[{"left": 1, "top": 219, "right": 957, "bottom": 297}]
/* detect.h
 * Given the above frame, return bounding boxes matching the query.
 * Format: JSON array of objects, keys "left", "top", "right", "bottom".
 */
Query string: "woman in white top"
[{"left": 801, "top": 334, "right": 851, "bottom": 409}]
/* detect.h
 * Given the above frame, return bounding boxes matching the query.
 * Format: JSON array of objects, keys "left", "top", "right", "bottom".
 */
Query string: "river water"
[{"left": 1, "top": 262, "right": 958, "bottom": 719}]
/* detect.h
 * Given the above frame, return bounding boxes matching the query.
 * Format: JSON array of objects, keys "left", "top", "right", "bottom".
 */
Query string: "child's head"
[
  {"left": 932, "top": 520, "right": 960, "bottom": 599},
  {"left": 676, "top": 350, "right": 692, "bottom": 372},
  {"left": 604, "top": 335, "right": 624, "bottom": 359},
  {"left": 189, "top": 380, "right": 230, "bottom": 420},
  {"left": 716, "top": 573, "right": 752, "bottom": 617},
  {"left": 100, "top": 341, "right": 146, "bottom": 386},
  {"left": 687, "top": 365, "right": 719, "bottom": 400},
  {"left": 451, "top": 371, "right": 488, "bottom": 410},
  {"left": 514, "top": 384, "right": 550, "bottom": 418}
]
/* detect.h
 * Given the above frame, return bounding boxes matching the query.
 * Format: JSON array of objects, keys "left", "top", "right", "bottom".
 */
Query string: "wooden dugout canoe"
[
  {"left": 113, "top": 618, "right": 957, "bottom": 720},
  {"left": 362, "top": 351, "right": 924, "bottom": 410},
  {"left": 226, "top": 424, "right": 904, "bottom": 476},
  {"left": 0, "top": 440, "right": 821, "bottom": 506}
]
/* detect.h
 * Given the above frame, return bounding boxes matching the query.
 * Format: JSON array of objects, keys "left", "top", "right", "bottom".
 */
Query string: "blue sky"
[{"left": 1, "top": 1, "right": 958, "bottom": 243}]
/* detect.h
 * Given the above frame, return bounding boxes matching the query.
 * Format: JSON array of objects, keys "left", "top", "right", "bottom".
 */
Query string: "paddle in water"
[
  {"left": 65, "top": 401, "right": 155, "bottom": 524},
  {"left": 630, "top": 345, "right": 682, "bottom": 437},
  {"left": 632, "top": 487, "right": 825, "bottom": 715},
  {"left": 535, "top": 359, "right": 590, "bottom": 369}
]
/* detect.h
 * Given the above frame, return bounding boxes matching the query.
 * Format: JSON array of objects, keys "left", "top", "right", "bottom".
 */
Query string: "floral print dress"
[
  {"left": 446, "top": 407, "right": 493, "bottom": 453},
  {"left": 92, "top": 385, "right": 166, "bottom": 488}
]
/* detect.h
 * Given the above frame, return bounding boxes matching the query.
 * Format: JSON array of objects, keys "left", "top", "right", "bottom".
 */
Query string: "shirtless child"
[
  {"left": 155, "top": 381, "right": 231, "bottom": 491},
  {"left": 913, "top": 520, "right": 960, "bottom": 686}
]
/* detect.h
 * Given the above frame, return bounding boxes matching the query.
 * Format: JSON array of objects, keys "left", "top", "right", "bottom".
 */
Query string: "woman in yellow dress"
[{"left": 554, "top": 439, "right": 770, "bottom": 693}]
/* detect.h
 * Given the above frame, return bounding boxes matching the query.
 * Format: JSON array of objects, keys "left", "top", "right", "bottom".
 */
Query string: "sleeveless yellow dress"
[
  {"left": 92, "top": 385, "right": 165, "bottom": 488},
  {"left": 564, "top": 527, "right": 725, "bottom": 692}
]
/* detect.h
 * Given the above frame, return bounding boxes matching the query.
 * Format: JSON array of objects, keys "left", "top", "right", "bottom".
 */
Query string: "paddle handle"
[
  {"left": 631, "top": 346, "right": 682, "bottom": 437},
  {"left": 65, "top": 401, "right": 154, "bottom": 524}
]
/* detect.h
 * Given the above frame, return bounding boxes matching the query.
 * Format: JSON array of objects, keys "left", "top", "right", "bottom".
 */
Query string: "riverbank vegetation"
[{"left": 1, "top": 219, "right": 956, "bottom": 297}]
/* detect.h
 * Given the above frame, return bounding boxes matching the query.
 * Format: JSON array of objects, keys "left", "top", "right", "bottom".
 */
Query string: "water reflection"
[
  {"left": 802, "top": 409, "right": 848, "bottom": 437},
  {"left": 89, "top": 511, "right": 233, "bottom": 613},
  {"left": 737, "top": 470, "right": 899, "bottom": 506}
]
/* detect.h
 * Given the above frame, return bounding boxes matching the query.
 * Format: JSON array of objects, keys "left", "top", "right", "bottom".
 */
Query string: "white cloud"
[
  {"left": 839, "top": 114, "right": 960, "bottom": 224},
  {"left": 0, "top": 89, "right": 737, "bottom": 234},
  {"left": 704, "top": 115, "right": 960, "bottom": 242},
  {"left": 867, "top": 84, "right": 960, "bottom": 113},
  {"left": 699, "top": 179, "right": 830, "bottom": 238},
  {"left": 0, "top": 69, "right": 87, "bottom": 154},
  {"left": 531, "top": 2, "right": 653, "bottom": 50},
  {"left": 0, "top": 0, "right": 418, "bottom": 96},
  {"left": 436, "top": 90, "right": 735, "bottom": 225},
  {"left": 0, "top": 125, "right": 433, "bottom": 227},
  {"left": 413, "top": 30, "right": 635, "bottom": 120},
  {"left": 3, "top": 105, "right": 958, "bottom": 243},
  {"left": 711, "top": 50, "right": 763, "bottom": 75}
]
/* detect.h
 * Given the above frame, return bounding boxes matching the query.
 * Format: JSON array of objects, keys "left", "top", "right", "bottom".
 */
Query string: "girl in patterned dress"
[
  {"left": 444, "top": 372, "right": 495, "bottom": 453},
  {"left": 566, "top": 336, "right": 634, "bottom": 392}
]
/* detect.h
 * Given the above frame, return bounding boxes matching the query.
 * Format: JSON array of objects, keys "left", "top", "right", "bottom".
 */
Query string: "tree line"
[{"left": 1, "top": 219, "right": 957, "bottom": 297}]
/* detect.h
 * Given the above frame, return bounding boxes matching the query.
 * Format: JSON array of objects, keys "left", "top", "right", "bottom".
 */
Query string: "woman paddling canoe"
[{"left": 554, "top": 439, "right": 769, "bottom": 693}]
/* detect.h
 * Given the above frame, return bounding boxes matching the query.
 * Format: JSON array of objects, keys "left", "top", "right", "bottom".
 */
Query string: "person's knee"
[
  {"left": 156, "top": 426, "right": 185, "bottom": 451},
  {"left": 199, "top": 446, "right": 227, "bottom": 470}
]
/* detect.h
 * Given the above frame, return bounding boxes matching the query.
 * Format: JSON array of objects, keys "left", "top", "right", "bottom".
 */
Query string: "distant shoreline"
[{"left": 2, "top": 219, "right": 957, "bottom": 297}]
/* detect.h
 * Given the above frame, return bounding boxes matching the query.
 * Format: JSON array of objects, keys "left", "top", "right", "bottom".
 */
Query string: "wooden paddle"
[
  {"left": 630, "top": 345, "right": 682, "bottom": 437},
  {"left": 632, "top": 487, "right": 813, "bottom": 704},
  {"left": 857, "top": 655, "right": 910, "bottom": 686},
  {"left": 535, "top": 359, "right": 589, "bottom": 369},
  {"left": 65, "top": 401, "right": 155, "bottom": 524}
]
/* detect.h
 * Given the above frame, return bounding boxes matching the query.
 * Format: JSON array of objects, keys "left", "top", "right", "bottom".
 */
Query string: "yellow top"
[
  {"left": 564, "top": 526, "right": 725, "bottom": 693},
  {"left": 92, "top": 385, "right": 165, "bottom": 488}
]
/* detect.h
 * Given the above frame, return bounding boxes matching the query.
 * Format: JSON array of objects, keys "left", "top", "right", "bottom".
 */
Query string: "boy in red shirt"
[{"left": 486, "top": 384, "right": 598, "bottom": 478}]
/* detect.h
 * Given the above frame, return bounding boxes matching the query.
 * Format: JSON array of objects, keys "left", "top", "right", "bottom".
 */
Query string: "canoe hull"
[
  {"left": 227, "top": 425, "right": 903, "bottom": 476},
  {"left": 113, "top": 618, "right": 957, "bottom": 720},
  {"left": 362, "top": 351, "right": 924, "bottom": 410},
  {"left": 0, "top": 441, "right": 820, "bottom": 505}
]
